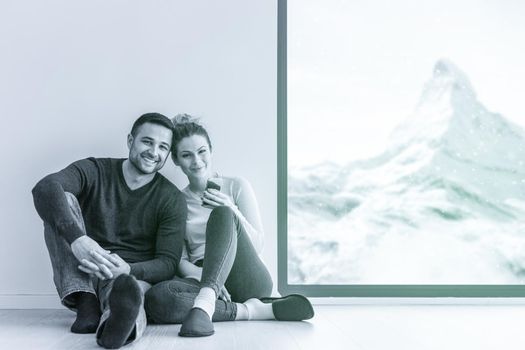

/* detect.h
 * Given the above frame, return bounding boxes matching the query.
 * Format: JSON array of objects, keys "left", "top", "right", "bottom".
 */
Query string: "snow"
[{"left": 289, "top": 60, "right": 525, "bottom": 284}]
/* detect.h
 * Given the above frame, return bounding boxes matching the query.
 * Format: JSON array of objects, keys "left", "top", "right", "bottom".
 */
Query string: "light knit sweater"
[{"left": 180, "top": 176, "right": 264, "bottom": 266}]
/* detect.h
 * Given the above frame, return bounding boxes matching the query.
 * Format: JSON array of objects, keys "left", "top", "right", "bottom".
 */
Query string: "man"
[{"left": 32, "top": 113, "right": 186, "bottom": 349}]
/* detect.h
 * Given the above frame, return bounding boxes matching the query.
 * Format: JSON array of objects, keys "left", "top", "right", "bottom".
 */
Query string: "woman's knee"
[
  {"left": 209, "top": 206, "right": 234, "bottom": 222},
  {"left": 206, "top": 206, "right": 236, "bottom": 239}
]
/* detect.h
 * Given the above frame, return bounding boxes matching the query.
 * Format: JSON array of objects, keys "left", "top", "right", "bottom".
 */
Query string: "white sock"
[
  {"left": 235, "top": 303, "right": 249, "bottom": 320},
  {"left": 193, "top": 287, "right": 216, "bottom": 320},
  {"left": 243, "top": 298, "right": 275, "bottom": 320}
]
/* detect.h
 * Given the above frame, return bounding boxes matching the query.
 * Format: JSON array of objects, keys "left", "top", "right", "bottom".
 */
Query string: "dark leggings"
[{"left": 145, "top": 206, "right": 273, "bottom": 323}]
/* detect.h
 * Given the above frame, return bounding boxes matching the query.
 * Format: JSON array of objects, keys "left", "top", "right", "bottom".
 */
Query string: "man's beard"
[{"left": 130, "top": 152, "right": 165, "bottom": 175}]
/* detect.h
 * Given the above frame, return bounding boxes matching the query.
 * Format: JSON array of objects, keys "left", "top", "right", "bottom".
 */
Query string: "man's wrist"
[
  {"left": 71, "top": 234, "right": 87, "bottom": 245},
  {"left": 61, "top": 223, "right": 86, "bottom": 245}
]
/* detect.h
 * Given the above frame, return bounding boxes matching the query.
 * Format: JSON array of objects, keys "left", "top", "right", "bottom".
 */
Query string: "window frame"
[{"left": 277, "top": 0, "right": 525, "bottom": 298}]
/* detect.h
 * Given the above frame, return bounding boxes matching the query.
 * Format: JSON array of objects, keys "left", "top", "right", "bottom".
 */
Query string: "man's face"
[{"left": 127, "top": 122, "right": 173, "bottom": 175}]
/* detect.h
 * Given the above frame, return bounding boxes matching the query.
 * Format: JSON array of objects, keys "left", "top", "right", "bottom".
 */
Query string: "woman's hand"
[
  {"left": 218, "top": 285, "right": 231, "bottom": 302},
  {"left": 202, "top": 189, "right": 235, "bottom": 209}
]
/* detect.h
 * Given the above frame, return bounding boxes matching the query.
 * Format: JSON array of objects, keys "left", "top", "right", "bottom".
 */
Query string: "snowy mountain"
[
  {"left": 288, "top": 60, "right": 525, "bottom": 284},
  {"left": 290, "top": 59, "right": 525, "bottom": 221}
]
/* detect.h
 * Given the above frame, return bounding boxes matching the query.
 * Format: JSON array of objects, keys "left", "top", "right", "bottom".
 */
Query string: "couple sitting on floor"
[{"left": 32, "top": 113, "right": 313, "bottom": 349}]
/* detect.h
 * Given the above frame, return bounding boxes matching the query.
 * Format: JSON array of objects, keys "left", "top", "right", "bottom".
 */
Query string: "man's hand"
[
  {"left": 71, "top": 236, "right": 125, "bottom": 279},
  {"left": 71, "top": 235, "right": 114, "bottom": 279},
  {"left": 71, "top": 235, "right": 112, "bottom": 263},
  {"left": 78, "top": 251, "right": 130, "bottom": 280}
]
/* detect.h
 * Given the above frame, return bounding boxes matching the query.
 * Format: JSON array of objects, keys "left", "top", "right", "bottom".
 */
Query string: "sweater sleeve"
[
  {"left": 230, "top": 177, "right": 265, "bottom": 253},
  {"left": 31, "top": 159, "right": 95, "bottom": 244},
  {"left": 130, "top": 193, "right": 187, "bottom": 283}
]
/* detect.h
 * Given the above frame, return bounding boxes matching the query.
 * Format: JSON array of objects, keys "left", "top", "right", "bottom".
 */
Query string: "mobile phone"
[
  {"left": 206, "top": 179, "right": 221, "bottom": 191},
  {"left": 202, "top": 179, "right": 221, "bottom": 208}
]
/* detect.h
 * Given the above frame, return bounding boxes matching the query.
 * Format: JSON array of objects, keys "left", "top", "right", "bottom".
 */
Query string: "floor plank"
[{"left": 2, "top": 306, "right": 525, "bottom": 349}]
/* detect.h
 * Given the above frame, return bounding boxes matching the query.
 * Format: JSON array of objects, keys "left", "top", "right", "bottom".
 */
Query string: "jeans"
[
  {"left": 145, "top": 206, "right": 273, "bottom": 323},
  {"left": 43, "top": 192, "right": 149, "bottom": 344}
]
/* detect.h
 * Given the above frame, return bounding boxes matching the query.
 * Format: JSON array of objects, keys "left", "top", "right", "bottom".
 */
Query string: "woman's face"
[{"left": 174, "top": 134, "right": 213, "bottom": 182}]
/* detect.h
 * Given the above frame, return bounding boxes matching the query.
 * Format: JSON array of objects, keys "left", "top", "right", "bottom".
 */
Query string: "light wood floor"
[{"left": 1, "top": 305, "right": 525, "bottom": 349}]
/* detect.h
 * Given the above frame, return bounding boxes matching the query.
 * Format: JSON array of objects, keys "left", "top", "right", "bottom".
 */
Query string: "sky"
[{"left": 288, "top": 0, "right": 525, "bottom": 168}]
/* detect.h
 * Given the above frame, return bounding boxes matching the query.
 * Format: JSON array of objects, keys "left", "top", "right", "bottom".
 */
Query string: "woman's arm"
[
  {"left": 202, "top": 177, "right": 265, "bottom": 253},
  {"left": 177, "top": 244, "right": 203, "bottom": 281},
  {"left": 230, "top": 177, "right": 264, "bottom": 253}
]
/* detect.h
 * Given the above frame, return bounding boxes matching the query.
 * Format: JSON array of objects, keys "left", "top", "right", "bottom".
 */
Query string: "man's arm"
[
  {"left": 32, "top": 158, "right": 118, "bottom": 279},
  {"left": 32, "top": 160, "right": 92, "bottom": 244},
  {"left": 129, "top": 193, "right": 187, "bottom": 284}
]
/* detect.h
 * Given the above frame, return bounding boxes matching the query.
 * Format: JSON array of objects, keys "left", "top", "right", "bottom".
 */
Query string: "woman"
[{"left": 145, "top": 115, "right": 314, "bottom": 337}]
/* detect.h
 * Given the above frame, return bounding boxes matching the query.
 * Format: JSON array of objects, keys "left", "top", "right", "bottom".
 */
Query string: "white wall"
[{"left": 0, "top": 0, "right": 277, "bottom": 308}]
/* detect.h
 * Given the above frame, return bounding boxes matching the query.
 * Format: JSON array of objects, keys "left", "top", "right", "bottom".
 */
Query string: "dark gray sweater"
[{"left": 32, "top": 157, "right": 187, "bottom": 284}]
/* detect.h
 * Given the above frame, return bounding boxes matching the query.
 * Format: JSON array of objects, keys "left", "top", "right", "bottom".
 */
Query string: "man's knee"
[
  {"left": 144, "top": 285, "right": 164, "bottom": 322},
  {"left": 62, "top": 192, "right": 87, "bottom": 231},
  {"left": 136, "top": 280, "right": 152, "bottom": 295},
  {"left": 64, "top": 191, "right": 79, "bottom": 205},
  {"left": 65, "top": 191, "right": 81, "bottom": 215},
  {"left": 145, "top": 282, "right": 190, "bottom": 324}
]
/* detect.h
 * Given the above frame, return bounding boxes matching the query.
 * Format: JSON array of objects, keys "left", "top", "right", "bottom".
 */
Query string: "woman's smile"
[{"left": 174, "top": 135, "right": 213, "bottom": 183}]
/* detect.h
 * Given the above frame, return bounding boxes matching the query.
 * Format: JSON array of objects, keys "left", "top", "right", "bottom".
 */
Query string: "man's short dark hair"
[{"left": 130, "top": 113, "right": 174, "bottom": 136}]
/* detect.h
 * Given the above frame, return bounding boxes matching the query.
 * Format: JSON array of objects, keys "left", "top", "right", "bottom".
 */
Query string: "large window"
[{"left": 278, "top": 0, "right": 525, "bottom": 296}]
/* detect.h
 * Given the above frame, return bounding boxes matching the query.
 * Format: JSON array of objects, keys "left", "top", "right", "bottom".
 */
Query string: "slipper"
[
  {"left": 259, "top": 294, "right": 314, "bottom": 321},
  {"left": 178, "top": 308, "right": 215, "bottom": 337}
]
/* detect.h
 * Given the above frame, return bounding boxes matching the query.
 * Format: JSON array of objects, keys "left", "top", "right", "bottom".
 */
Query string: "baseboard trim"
[
  {"left": 310, "top": 297, "right": 525, "bottom": 305},
  {"left": 0, "top": 294, "right": 62, "bottom": 309},
  {"left": 4, "top": 294, "right": 525, "bottom": 309}
]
